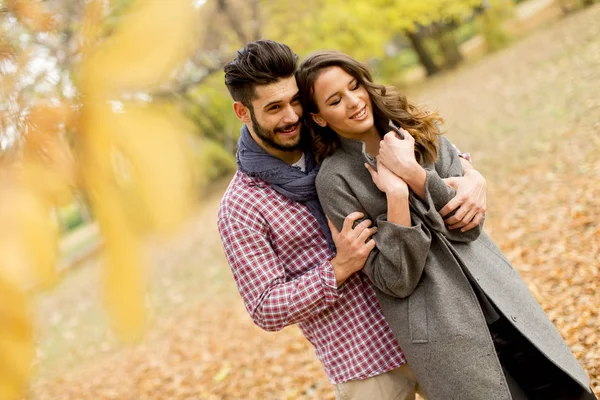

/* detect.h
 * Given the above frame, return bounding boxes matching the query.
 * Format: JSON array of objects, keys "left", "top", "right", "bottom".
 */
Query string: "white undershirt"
[{"left": 291, "top": 153, "right": 306, "bottom": 172}]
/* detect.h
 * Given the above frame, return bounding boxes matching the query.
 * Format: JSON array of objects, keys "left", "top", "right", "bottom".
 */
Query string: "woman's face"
[{"left": 310, "top": 66, "right": 375, "bottom": 140}]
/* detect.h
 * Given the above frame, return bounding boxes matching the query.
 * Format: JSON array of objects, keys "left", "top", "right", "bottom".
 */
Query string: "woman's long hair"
[{"left": 296, "top": 50, "right": 443, "bottom": 165}]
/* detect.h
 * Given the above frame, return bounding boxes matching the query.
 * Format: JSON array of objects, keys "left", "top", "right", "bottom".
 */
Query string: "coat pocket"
[{"left": 409, "top": 284, "right": 428, "bottom": 343}]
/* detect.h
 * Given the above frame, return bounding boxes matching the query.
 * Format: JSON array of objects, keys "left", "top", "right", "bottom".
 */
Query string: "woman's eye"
[
  {"left": 330, "top": 99, "right": 341, "bottom": 106},
  {"left": 351, "top": 81, "right": 360, "bottom": 90}
]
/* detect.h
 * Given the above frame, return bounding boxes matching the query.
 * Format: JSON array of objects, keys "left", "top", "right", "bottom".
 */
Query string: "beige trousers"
[{"left": 334, "top": 365, "right": 426, "bottom": 400}]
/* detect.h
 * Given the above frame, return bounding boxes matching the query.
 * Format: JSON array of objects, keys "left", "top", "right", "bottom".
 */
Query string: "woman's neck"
[{"left": 362, "top": 126, "right": 382, "bottom": 157}]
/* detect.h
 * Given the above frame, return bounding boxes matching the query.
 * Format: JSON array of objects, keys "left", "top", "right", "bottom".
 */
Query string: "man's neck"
[{"left": 247, "top": 125, "right": 304, "bottom": 165}]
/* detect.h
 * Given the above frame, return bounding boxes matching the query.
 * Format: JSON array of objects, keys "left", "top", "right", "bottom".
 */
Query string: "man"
[{"left": 217, "top": 40, "right": 487, "bottom": 400}]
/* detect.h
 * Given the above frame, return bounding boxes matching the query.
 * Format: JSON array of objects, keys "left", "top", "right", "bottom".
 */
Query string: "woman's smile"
[{"left": 350, "top": 105, "right": 368, "bottom": 121}]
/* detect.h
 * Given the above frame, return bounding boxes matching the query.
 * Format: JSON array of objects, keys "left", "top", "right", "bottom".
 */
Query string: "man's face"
[{"left": 247, "top": 76, "right": 304, "bottom": 152}]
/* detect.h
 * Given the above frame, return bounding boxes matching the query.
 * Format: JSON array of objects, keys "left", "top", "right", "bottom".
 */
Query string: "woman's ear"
[
  {"left": 311, "top": 113, "right": 327, "bottom": 127},
  {"left": 233, "top": 101, "right": 251, "bottom": 123}
]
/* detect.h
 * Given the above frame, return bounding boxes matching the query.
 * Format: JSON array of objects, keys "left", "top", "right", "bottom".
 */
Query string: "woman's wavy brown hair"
[{"left": 296, "top": 50, "right": 443, "bottom": 165}]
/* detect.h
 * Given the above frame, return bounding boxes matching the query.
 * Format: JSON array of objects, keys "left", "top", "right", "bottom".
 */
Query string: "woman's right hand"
[{"left": 365, "top": 158, "right": 409, "bottom": 197}]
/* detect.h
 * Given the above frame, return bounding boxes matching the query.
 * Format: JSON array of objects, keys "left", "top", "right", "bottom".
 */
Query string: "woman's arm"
[
  {"left": 378, "top": 131, "right": 484, "bottom": 242},
  {"left": 316, "top": 167, "right": 432, "bottom": 298},
  {"left": 409, "top": 136, "right": 484, "bottom": 242}
]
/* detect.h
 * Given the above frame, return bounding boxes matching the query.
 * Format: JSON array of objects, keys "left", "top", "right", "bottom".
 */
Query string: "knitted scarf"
[{"left": 236, "top": 125, "right": 335, "bottom": 252}]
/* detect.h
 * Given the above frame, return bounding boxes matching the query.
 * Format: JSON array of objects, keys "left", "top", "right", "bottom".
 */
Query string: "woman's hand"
[
  {"left": 366, "top": 158, "right": 412, "bottom": 227},
  {"left": 365, "top": 157, "right": 409, "bottom": 197},
  {"left": 377, "top": 128, "right": 422, "bottom": 181}
]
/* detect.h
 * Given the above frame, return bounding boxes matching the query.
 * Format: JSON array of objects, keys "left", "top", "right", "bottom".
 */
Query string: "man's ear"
[
  {"left": 233, "top": 101, "right": 251, "bottom": 124},
  {"left": 311, "top": 113, "right": 327, "bottom": 127}
]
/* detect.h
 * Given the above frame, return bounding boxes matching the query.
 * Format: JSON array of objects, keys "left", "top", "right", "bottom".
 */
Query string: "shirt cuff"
[
  {"left": 320, "top": 260, "right": 344, "bottom": 300},
  {"left": 458, "top": 152, "right": 472, "bottom": 164},
  {"left": 451, "top": 143, "right": 472, "bottom": 164}
]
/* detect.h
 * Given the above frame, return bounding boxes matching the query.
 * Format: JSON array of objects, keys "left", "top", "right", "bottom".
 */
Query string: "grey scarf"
[{"left": 236, "top": 125, "right": 335, "bottom": 252}]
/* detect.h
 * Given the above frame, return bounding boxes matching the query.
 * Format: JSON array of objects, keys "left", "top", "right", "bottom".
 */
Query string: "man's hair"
[{"left": 224, "top": 40, "right": 299, "bottom": 108}]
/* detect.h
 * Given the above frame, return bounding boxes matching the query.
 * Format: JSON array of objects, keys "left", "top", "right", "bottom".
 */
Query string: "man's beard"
[{"left": 249, "top": 108, "right": 304, "bottom": 152}]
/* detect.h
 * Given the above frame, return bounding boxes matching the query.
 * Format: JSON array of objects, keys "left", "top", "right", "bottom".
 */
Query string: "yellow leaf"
[
  {"left": 81, "top": 102, "right": 194, "bottom": 235},
  {"left": 0, "top": 185, "right": 58, "bottom": 290},
  {"left": 78, "top": 0, "right": 105, "bottom": 58},
  {"left": 93, "top": 182, "right": 147, "bottom": 342},
  {"left": 7, "top": 0, "right": 56, "bottom": 32},
  {"left": 213, "top": 365, "right": 231, "bottom": 383},
  {"left": 0, "top": 271, "right": 34, "bottom": 400},
  {"left": 81, "top": 0, "right": 197, "bottom": 93}
]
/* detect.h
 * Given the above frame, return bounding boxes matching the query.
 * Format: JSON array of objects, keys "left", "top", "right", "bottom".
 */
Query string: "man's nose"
[{"left": 282, "top": 104, "right": 300, "bottom": 124}]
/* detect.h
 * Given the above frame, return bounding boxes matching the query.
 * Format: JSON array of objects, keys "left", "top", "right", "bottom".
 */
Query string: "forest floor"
[{"left": 29, "top": 5, "right": 599, "bottom": 399}]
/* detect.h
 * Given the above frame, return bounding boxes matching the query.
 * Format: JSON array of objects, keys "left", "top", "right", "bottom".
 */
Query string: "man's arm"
[
  {"left": 439, "top": 157, "right": 487, "bottom": 232},
  {"left": 377, "top": 131, "right": 487, "bottom": 235},
  {"left": 217, "top": 211, "right": 375, "bottom": 332}
]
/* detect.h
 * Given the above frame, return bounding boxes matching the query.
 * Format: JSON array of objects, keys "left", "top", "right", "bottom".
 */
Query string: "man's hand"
[
  {"left": 329, "top": 212, "right": 377, "bottom": 287},
  {"left": 439, "top": 167, "right": 487, "bottom": 232}
]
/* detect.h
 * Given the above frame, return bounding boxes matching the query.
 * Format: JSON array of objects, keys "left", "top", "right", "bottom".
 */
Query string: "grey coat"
[{"left": 316, "top": 135, "right": 592, "bottom": 399}]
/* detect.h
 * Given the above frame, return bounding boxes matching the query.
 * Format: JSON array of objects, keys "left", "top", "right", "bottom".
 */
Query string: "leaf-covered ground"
[{"left": 29, "top": 5, "right": 599, "bottom": 399}]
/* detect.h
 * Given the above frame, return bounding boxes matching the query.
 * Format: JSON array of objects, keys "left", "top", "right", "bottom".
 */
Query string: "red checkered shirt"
[{"left": 218, "top": 170, "right": 405, "bottom": 384}]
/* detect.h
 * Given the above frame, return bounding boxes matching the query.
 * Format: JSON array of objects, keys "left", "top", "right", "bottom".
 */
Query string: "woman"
[{"left": 295, "top": 50, "right": 595, "bottom": 400}]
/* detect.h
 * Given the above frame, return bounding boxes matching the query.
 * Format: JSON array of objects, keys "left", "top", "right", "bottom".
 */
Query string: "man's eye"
[{"left": 270, "top": 105, "right": 280, "bottom": 111}]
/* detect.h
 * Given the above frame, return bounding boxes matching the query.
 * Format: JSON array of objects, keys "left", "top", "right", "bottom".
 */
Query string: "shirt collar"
[{"left": 338, "top": 135, "right": 378, "bottom": 168}]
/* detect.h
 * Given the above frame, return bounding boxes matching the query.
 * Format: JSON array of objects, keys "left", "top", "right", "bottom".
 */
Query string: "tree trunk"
[
  {"left": 405, "top": 29, "right": 440, "bottom": 77},
  {"left": 432, "top": 22, "right": 463, "bottom": 69}
]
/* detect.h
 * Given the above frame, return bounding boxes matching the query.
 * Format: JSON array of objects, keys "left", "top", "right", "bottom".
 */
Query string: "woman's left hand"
[{"left": 377, "top": 128, "right": 421, "bottom": 181}]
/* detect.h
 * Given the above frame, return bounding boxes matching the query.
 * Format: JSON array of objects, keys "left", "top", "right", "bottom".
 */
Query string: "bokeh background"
[{"left": 0, "top": 0, "right": 599, "bottom": 398}]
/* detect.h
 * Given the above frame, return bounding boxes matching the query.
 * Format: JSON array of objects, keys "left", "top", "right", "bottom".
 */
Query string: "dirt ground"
[{"left": 29, "top": 5, "right": 599, "bottom": 399}]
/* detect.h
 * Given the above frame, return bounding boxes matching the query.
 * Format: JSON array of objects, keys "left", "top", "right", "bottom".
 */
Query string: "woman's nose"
[{"left": 347, "top": 92, "right": 360, "bottom": 109}]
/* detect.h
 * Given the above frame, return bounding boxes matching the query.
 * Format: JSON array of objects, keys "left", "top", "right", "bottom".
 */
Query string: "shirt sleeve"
[
  {"left": 452, "top": 142, "right": 472, "bottom": 164},
  {"left": 217, "top": 212, "right": 342, "bottom": 332}
]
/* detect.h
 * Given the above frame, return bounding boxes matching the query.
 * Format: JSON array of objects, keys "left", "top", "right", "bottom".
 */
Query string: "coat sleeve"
[
  {"left": 409, "top": 136, "right": 484, "bottom": 243},
  {"left": 317, "top": 169, "right": 432, "bottom": 299}
]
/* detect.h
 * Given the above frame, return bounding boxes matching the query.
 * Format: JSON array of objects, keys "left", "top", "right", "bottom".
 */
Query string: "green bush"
[
  {"left": 58, "top": 204, "right": 85, "bottom": 232},
  {"left": 476, "top": 0, "right": 514, "bottom": 52},
  {"left": 372, "top": 50, "right": 419, "bottom": 84},
  {"left": 193, "top": 138, "right": 237, "bottom": 193}
]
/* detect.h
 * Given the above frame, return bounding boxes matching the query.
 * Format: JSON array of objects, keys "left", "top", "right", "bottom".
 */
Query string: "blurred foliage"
[
  {"left": 1, "top": 0, "right": 581, "bottom": 397},
  {"left": 195, "top": 138, "right": 238, "bottom": 190},
  {"left": 57, "top": 203, "right": 86, "bottom": 232},
  {"left": 183, "top": 73, "right": 240, "bottom": 154},
  {"left": 558, "top": 0, "right": 599, "bottom": 12},
  {"left": 476, "top": 0, "right": 514, "bottom": 52},
  {"left": 0, "top": 0, "right": 197, "bottom": 397},
  {"left": 264, "top": 0, "right": 482, "bottom": 60},
  {"left": 371, "top": 48, "right": 420, "bottom": 84}
]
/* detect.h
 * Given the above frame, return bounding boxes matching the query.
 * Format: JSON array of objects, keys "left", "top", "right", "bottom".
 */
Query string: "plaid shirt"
[{"left": 218, "top": 171, "right": 405, "bottom": 384}]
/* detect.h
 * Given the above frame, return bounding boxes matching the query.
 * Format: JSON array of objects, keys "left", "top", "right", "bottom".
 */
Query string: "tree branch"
[{"left": 217, "top": 0, "right": 249, "bottom": 44}]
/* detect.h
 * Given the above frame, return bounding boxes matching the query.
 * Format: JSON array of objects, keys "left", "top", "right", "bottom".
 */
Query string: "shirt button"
[{"left": 511, "top": 315, "right": 517, "bottom": 322}]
